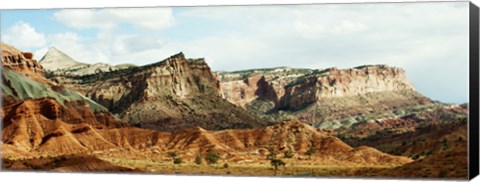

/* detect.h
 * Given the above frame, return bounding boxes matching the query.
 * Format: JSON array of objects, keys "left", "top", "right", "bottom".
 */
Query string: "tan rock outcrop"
[
  {"left": 280, "top": 65, "right": 415, "bottom": 110},
  {"left": 218, "top": 65, "right": 431, "bottom": 129},
  {"left": 50, "top": 52, "right": 266, "bottom": 131},
  {"left": 1, "top": 43, "right": 44, "bottom": 78}
]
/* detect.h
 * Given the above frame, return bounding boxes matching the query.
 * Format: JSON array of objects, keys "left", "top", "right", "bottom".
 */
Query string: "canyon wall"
[{"left": 47, "top": 52, "right": 266, "bottom": 131}]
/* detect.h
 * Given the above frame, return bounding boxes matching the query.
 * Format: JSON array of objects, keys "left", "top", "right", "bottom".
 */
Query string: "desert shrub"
[
  {"left": 270, "top": 159, "right": 286, "bottom": 176},
  {"left": 205, "top": 153, "right": 220, "bottom": 164},
  {"left": 223, "top": 163, "right": 229, "bottom": 168},
  {"left": 393, "top": 109, "right": 406, "bottom": 116},
  {"left": 173, "top": 158, "right": 183, "bottom": 164},
  {"left": 442, "top": 139, "right": 449, "bottom": 149},
  {"left": 425, "top": 150, "right": 433, "bottom": 156},
  {"left": 306, "top": 146, "right": 317, "bottom": 160},
  {"left": 340, "top": 118, "right": 356, "bottom": 126},
  {"left": 284, "top": 150, "right": 294, "bottom": 158},
  {"left": 266, "top": 146, "right": 278, "bottom": 160},
  {"left": 167, "top": 151, "right": 177, "bottom": 159},
  {"left": 195, "top": 155, "right": 203, "bottom": 165}
]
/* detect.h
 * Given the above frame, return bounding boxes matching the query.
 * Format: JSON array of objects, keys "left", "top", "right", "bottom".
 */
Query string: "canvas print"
[{"left": 0, "top": 2, "right": 474, "bottom": 179}]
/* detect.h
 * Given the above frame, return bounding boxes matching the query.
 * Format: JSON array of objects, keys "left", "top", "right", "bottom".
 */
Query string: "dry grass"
[{"left": 101, "top": 157, "right": 399, "bottom": 177}]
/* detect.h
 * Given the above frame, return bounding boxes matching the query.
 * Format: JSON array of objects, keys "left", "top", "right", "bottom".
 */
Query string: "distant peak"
[
  {"left": 353, "top": 64, "right": 390, "bottom": 69},
  {"left": 39, "top": 46, "right": 87, "bottom": 71},
  {"left": 169, "top": 52, "right": 185, "bottom": 60}
]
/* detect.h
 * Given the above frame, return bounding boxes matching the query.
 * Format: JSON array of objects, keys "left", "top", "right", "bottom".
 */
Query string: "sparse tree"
[
  {"left": 267, "top": 146, "right": 278, "bottom": 160},
  {"left": 195, "top": 155, "right": 203, "bottom": 165},
  {"left": 270, "top": 159, "right": 286, "bottom": 176},
  {"left": 174, "top": 157, "right": 183, "bottom": 164},
  {"left": 284, "top": 150, "right": 294, "bottom": 158},
  {"left": 167, "top": 151, "right": 179, "bottom": 170},
  {"left": 442, "top": 138, "right": 449, "bottom": 149},
  {"left": 306, "top": 146, "right": 317, "bottom": 160},
  {"left": 205, "top": 153, "right": 220, "bottom": 165},
  {"left": 167, "top": 151, "right": 177, "bottom": 160}
]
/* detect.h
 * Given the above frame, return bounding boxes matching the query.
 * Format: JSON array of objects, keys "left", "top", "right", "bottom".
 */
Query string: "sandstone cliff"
[
  {"left": 279, "top": 65, "right": 416, "bottom": 110},
  {"left": 1, "top": 42, "right": 124, "bottom": 129},
  {"left": 218, "top": 65, "right": 432, "bottom": 129},
  {"left": 48, "top": 52, "right": 267, "bottom": 131},
  {"left": 40, "top": 46, "right": 433, "bottom": 130},
  {"left": 218, "top": 67, "right": 312, "bottom": 109},
  {"left": 1, "top": 43, "right": 45, "bottom": 81}
]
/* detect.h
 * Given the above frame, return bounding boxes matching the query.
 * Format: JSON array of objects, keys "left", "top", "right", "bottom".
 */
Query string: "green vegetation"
[
  {"left": 195, "top": 155, "right": 203, "bottom": 165},
  {"left": 2, "top": 68, "right": 106, "bottom": 111},
  {"left": 205, "top": 153, "right": 220, "bottom": 165},
  {"left": 266, "top": 146, "right": 278, "bottom": 160},
  {"left": 167, "top": 151, "right": 177, "bottom": 160},
  {"left": 306, "top": 146, "right": 317, "bottom": 160},
  {"left": 219, "top": 67, "right": 313, "bottom": 82},
  {"left": 284, "top": 150, "right": 294, "bottom": 158},
  {"left": 442, "top": 139, "right": 449, "bottom": 150},
  {"left": 173, "top": 158, "right": 183, "bottom": 164},
  {"left": 270, "top": 159, "right": 286, "bottom": 176}
]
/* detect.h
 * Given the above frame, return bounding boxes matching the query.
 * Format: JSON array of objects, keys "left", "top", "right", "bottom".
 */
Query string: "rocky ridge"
[
  {"left": 1, "top": 43, "right": 45, "bottom": 81},
  {"left": 1, "top": 42, "right": 125, "bottom": 129},
  {"left": 42, "top": 46, "right": 434, "bottom": 130},
  {"left": 39, "top": 47, "right": 87, "bottom": 71},
  {"left": 39, "top": 47, "right": 135, "bottom": 76},
  {"left": 47, "top": 52, "right": 267, "bottom": 131},
  {"left": 218, "top": 65, "right": 432, "bottom": 129},
  {"left": 1, "top": 43, "right": 466, "bottom": 178}
]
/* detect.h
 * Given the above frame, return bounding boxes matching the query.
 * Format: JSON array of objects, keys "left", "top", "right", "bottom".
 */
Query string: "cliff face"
[
  {"left": 1, "top": 43, "right": 45, "bottom": 80},
  {"left": 49, "top": 52, "right": 266, "bottom": 132},
  {"left": 1, "top": 42, "right": 124, "bottom": 129},
  {"left": 74, "top": 53, "right": 220, "bottom": 111},
  {"left": 218, "top": 67, "right": 311, "bottom": 109},
  {"left": 218, "top": 65, "right": 432, "bottom": 129},
  {"left": 42, "top": 46, "right": 432, "bottom": 130},
  {"left": 279, "top": 65, "right": 415, "bottom": 110}
]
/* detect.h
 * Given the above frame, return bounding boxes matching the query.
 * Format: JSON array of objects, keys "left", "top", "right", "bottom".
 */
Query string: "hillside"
[
  {"left": 39, "top": 47, "right": 87, "bottom": 71},
  {"left": 1, "top": 42, "right": 468, "bottom": 178},
  {"left": 39, "top": 47, "right": 135, "bottom": 76},
  {"left": 47, "top": 52, "right": 269, "bottom": 132},
  {"left": 218, "top": 65, "right": 433, "bottom": 129}
]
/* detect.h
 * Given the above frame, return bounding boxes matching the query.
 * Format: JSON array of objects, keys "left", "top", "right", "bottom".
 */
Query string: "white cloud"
[
  {"left": 1, "top": 21, "right": 46, "bottom": 51},
  {"left": 105, "top": 8, "right": 174, "bottom": 30},
  {"left": 6, "top": 2, "right": 467, "bottom": 103},
  {"left": 331, "top": 20, "right": 368, "bottom": 34},
  {"left": 171, "top": 2, "right": 469, "bottom": 103},
  {"left": 37, "top": 32, "right": 109, "bottom": 63},
  {"left": 53, "top": 8, "right": 174, "bottom": 30},
  {"left": 34, "top": 47, "right": 49, "bottom": 60}
]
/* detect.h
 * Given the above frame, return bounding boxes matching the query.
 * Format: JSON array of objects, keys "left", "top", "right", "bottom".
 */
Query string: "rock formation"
[
  {"left": 38, "top": 47, "right": 87, "bottom": 71},
  {"left": 1, "top": 43, "right": 45, "bottom": 80},
  {"left": 1, "top": 42, "right": 125, "bottom": 131},
  {"left": 218, "top": 65, "right": 432, "bottom": 129},
  {"left": 1, "top": 43, "right": 466, "bottom": 178},
  {"left": 39, "top": 47, "right": 135, "bottom": 76},
  {"left": 47, "top": 52, "right": 267, "bottom": 131}
]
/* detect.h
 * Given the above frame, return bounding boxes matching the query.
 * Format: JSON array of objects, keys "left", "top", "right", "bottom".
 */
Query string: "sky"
[{"left": 0, "top": 2, "right": 470, "bottom": 104}]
